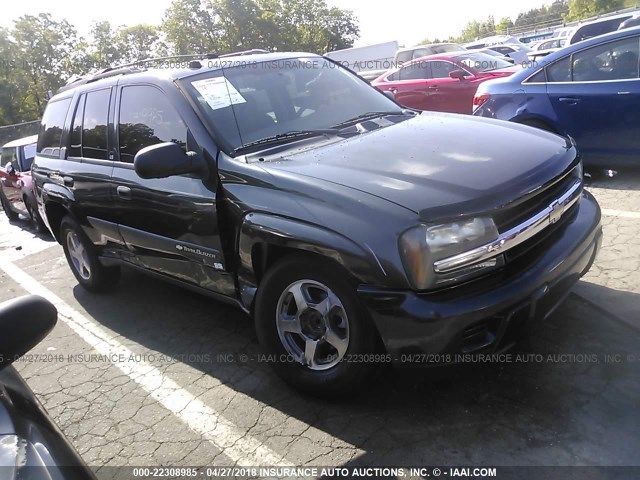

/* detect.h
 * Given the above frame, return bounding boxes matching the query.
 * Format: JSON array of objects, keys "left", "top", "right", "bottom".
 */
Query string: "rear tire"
[
  {"left": 1, "top": 191, "right": 19, "bottom": 221},
  {"left": 60, "top": 216, "right": 120, "bottom": 293},
  {"left": 255, "top": 254, "right": 378, "bottom": 397}
]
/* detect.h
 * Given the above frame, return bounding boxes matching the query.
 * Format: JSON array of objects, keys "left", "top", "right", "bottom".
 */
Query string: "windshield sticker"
[{"left": 192, "top": 77, "right": 246, "bottom": 110}]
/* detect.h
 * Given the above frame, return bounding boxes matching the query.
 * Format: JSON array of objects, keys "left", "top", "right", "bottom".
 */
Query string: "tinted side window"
[
  {"left": 69, "top": 94, "right": 86, "bottom": 158},
  {"left": 37, "top": 98, "right": 72, "bottom": 156},
  {"left": 526, "top": 69, "right": 547, "bottom": 83},
  {"left": 399, "top": 62, "right": 429, "bottom": 80},
  {"left": 547, "top": 56, "right": 571, "bottom": 82},
  {"left": 396, "top": 51, "right": 412, "bottom": 64},
  {"left": 118, "top": 86, "right": 187, "bottom": 163},
  {"left": 430, "top": 60, "right": 457, "bottom": 79},
  {"left": 82, "top": 89, "right": 111, "bottom": 160},
  {"left": 571, "top": 37, "right": 639, "bottom": 81}
]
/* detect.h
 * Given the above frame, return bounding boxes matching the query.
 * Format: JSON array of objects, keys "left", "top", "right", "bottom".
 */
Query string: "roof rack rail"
[{"left": 57, "top": 49, "right": 270, "bottom": 94}]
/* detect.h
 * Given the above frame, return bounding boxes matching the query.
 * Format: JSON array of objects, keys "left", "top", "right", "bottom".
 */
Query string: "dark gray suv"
[{"left": 32, "top": 52, "right": 602, "bottom": 395}]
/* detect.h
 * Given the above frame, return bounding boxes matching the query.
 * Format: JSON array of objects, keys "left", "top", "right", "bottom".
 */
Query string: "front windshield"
[
  {"left": 181, "top": 57, "right": 403, "bottom": 152},
  {"left": 452, "top": 52, "right": 513, "bottom": 72}
]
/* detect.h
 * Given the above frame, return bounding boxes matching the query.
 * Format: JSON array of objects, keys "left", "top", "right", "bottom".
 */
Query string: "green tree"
[
  {"left": 566, "top": 0, "right": 625, "bottom": 21},
  {"left": 115, "top": 24, "right": 161, "bottom": 62},
  {"left": 496, "top": 17, "right": 514, "bottom": 34},
  {"left": 87, "top": 21, "right": 123, "bottom": 68},
  {"left": 454, "top": 16, "right": 496, "bottom": 42},
  {"left": 161, "top": 0, "right": 359, "bottom": 54},
  {"left": 162, "top": 0, "right": 222, "bottom": 54},
  {"left": 11, "top": 13, "right": 80, "bottom": 118}
]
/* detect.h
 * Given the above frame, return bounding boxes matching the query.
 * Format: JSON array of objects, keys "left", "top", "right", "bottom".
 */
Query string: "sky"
[{"left": 0, "top": 0, "right": 550, "bottom": 47}]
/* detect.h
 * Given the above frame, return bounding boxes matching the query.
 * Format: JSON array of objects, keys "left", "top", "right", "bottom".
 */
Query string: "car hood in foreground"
[{"left": 265, "top": 113, "right": 577, "bottom": 220}]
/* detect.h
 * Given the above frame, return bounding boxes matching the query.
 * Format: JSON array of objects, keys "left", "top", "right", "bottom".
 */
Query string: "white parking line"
[
  {"left": 601, "top": 208, "right": 640, "bottom": 219},
  {"left": 0, "top": 260, "right": 292, "bottom": 468}
]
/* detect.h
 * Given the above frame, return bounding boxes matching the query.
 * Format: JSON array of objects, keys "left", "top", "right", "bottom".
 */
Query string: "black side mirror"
[
  {"left": 134, "top": 142, "right": 208, "bottom": 180},
  {"left": 449, "top": 70, "right": 468, "bottom": 80},
  {"left": 5, "top": 163, "right": 16, "bottom": 176},
  {"left": 383, "top": 90, "right": 396, "bottom": 100},
  {"left": 0, "top": 295, "right": 57, "bottom": 370}
]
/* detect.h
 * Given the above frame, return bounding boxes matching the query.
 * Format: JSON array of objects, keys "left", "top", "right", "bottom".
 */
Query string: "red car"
[
  {"left": 0, "top": 134, "right": 46, "bottom": 230},
  {"left": 372, "top": 51, "right": 519, "bottom": 114}
]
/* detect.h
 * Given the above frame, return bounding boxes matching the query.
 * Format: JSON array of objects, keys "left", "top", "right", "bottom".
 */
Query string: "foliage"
[
  {"left": 565, "top": 0, "right": 625, "bottom": 20},
  {"left": 452, "top": 16, "right": 496, "bottom": 42}
]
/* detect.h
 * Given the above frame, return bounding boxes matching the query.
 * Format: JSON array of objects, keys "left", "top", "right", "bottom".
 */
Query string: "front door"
[
  {"left": 110, "top": 84, "right": 231, "bottom": 295},
  {"left": 547, "top": 35, "right": 640, "bottom": 165}
]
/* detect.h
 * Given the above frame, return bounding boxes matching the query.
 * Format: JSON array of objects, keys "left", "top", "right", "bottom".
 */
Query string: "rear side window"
[
  {"left": 37, "top": 98, "right": 72, "bottom": 156},
  {"left": 82, "top": 89, "right": 111, "bottom": 160},
  {"left": 69, "top": 94, "right": 86, "bottom": 158},
  {"left": 547, "top": 57, "right": 571, "bottom": 82},
  {"left": 396, "top": 51, "right": 412, "bottom": 64},
  {"left": 118, "top": 86, "right": 188, "bottom": 163},
  {"left": 399, "top": 62, "right": 429, "bottom": 80}
]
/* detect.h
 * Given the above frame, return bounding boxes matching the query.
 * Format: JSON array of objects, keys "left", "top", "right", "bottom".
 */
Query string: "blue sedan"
[{"left": 473, "top": 27, "right": 640, "bottom": 168}]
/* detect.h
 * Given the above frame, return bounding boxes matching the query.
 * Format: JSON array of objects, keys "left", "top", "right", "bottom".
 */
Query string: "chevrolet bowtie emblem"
[{"left": 549, "top": 200, "right": 564, "bottom": 224}]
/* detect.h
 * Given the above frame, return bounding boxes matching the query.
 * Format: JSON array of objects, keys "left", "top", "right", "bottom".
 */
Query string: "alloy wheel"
[
  {"left": 276, "top": 279, "right": 350, "bottom": 370},
  {"left": 66, "top": 231, "right": 91, "bottom": 280}
]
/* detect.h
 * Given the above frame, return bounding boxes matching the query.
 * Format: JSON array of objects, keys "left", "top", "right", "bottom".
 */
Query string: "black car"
[
  {"left": 0, "top": 295, "right": 95, "bottom": 479},
  {"left": 32, "top": 52, "right": 602, "bottom": 395}
]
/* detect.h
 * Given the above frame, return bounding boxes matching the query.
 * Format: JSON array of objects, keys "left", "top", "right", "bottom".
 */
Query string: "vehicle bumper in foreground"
[{"left": 358, "top": 191, "right": 602, "bottom": 363}]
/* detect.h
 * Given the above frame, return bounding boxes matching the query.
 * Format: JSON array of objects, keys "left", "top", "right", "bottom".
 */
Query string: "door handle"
[
  {"left": 558, "top": 97, "right": 581, "bottom": 105},
  {"left": 116, "top": 185, "right": 132, "bottom": 200},
  {"left": 427, "top": 85, "right": 439, "bottom": 90}
]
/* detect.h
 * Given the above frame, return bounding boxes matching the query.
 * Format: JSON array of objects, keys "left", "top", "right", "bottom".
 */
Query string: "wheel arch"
[{"left": 237, "top": 212, "right": 386, "bottom": 312}]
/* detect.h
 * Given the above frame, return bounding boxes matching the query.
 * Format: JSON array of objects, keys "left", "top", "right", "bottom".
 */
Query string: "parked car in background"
[
  {"left": 0, "top": 134, "right": 46, "bottom": 229},
  {"left": 567, "top": 12, "right": 636, "bottom": 44},
  {"left": 479, "top": 48, "right": 515, "bottom": 64},
  {"left": 528, "top": 38, "right": 567, "bottom": 59},
  {"left": 0, "top": 295, "right": 95, "bottom": 479},
  {"left": 394, "top": 43, "right": 466, "bottom": 65},
  {"left": 325, "top": 40, "right": 399, "bottom": 81},
  {"left": 372, "top": 51, "right": 518, "bottom": 113},
  {"left": 473, "top": 27, "right": 640, "bottom": 168},
  {"left": 619, "top": 16, "right": 640, "bottom": 30},
  {"left": 486, "top": 43, "right": 532, "bottom": 64},
  {"left": 464, "top": 35, "right": 522, "bottom": 50}
]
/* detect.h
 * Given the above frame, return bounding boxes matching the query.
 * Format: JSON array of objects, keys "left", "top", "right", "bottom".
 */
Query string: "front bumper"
[{"left": 358, "top": 191, "right": 602, "bottom": 363}]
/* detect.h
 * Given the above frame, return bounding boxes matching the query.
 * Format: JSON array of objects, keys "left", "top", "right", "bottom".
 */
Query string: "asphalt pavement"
[{"left": 0, "top": 171, "right": 639, "bottom": 474}]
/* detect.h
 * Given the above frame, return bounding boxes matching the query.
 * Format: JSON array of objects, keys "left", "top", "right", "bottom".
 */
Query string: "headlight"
[{"left": 399, "top": 217, "right": 501, "bottom": 290}]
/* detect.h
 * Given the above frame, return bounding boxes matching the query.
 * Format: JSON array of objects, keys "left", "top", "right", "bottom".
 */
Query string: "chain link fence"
[{"left": 0, "top": 120, "right": 40, "bottom": 150}]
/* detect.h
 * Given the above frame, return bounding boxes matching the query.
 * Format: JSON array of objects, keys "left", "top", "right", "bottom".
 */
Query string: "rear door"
[
  {"left": 110, "top": 83, "right": 231, "bottom": 295},
  {"left": 383, "top": 62, "right": 434, "bottom": 110},
  {"left": 64, "top": 87, "right": 123, "bottom": 246},
  {"left": 426, "top": 60, "right": 478, "bottom": 113},
  {"left": 546, "top": 35, "right": 640, "bottom": 165}
]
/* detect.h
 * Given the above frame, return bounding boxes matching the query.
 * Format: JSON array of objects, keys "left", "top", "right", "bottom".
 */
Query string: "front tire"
[
  {"left": 60, "top": 216, "right": 120, "bottom": 293},
  {"left": 255, "top": 254, "right": 378, "bottom": 396}
]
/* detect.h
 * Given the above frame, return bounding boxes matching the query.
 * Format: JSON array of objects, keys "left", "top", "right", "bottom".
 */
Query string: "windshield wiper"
[
  {"left": 235, "top": 129, "right": 339, "bottom": 153},
  {"left": 331, "top": 111, "right": 408, "bottom": 129}
]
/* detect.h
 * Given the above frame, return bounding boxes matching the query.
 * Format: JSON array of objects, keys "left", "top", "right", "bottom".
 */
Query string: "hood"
[{"left": 264, "top": 113, "right": 576, "bottom": 220}]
